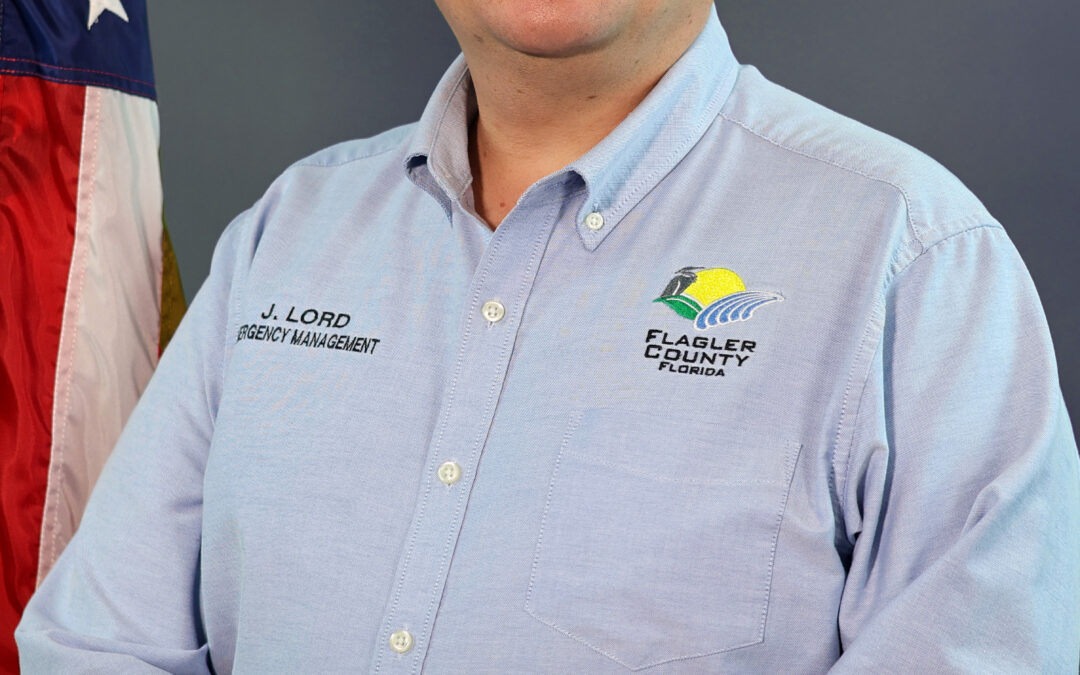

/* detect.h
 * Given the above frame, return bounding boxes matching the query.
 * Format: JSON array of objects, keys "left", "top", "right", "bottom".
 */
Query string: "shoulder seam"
[
  {"left": 836, "top": 220, "right": 1003, "bottom": 521},
  {"left": 890, "top": 222, "right": 1003, "bottom": 285},
  {"left": 718, "top": 112, "right": 923, "bottom": 250},
  {"left": 293, "top": 142, "right": 402, "bottom": 170}
]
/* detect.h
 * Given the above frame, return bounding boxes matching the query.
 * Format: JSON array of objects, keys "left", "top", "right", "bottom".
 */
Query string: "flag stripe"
[
  {"left": 0, "top": 73, "right": 86, "bottom": 670},
  {"left": 36, "top": 85, "right": 164, "bottom": 582}
]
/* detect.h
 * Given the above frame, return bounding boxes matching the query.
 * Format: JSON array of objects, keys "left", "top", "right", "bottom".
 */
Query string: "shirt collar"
[{"left": 404, "top": 5, "right": 739, "bottom": 251}]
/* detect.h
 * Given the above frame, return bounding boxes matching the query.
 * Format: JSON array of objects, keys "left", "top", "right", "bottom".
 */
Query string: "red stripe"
[{"left": 0, "top": 74, "right": 85, "bottom": 671}]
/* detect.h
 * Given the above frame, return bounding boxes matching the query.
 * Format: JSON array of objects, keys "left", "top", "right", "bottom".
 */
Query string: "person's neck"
[{"left": 464, "top": 14, "right": 708, "bottom": 228}]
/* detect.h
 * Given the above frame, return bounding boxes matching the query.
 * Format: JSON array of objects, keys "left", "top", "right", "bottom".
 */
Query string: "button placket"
[{"left": 371, "top": 196, "right": 562, "bottom": 673}]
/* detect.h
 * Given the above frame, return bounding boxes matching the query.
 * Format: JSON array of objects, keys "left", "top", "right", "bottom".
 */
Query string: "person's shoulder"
[
  {"left": 286, "top": 122, "right": 418, "bottom": 171},
  {"left": 238, "top": 122, "right": 419, "bottom": 227},
  {"left": 719, "top": 65, "right": 998, "bottom": 251},
  {"left": 211, "top": 122, "right": 420, "bottom": 268},
  {"left": 229, "top": 122, "right": 419, "bottom": 225}
]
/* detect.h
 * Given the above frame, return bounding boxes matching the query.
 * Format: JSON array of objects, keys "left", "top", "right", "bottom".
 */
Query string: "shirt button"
[
  {"left": 389, "top": 629, "right": 414, "bottom": 654},
  {"left": 584, "top": 212, "right": 604, "bottom": 231},
  {"left": 481, "top": 300, "right": 505, "bottom": 323},
  {"left": 437, "top": 461, "right": 461, "bottom": 486}
]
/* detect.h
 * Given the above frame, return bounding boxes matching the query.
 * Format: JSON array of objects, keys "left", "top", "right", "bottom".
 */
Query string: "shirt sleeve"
[
  {"left": 14, "top": 209, "right": 253, "bottom": 674},
  {"left": 831, "top": 224, "right": 1080, "bottom": 673}
]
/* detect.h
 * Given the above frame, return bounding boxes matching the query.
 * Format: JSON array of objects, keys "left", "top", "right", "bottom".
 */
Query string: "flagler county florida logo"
[
  {"left": 645, "top": 267, "right": 782, "bottom": 377},
  {"left": 653, "top": 266, "right": 783, "bottom": 329}
]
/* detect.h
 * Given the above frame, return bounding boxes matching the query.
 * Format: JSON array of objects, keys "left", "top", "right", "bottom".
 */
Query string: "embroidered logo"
[{"left": 653, "top": 266, "right": 782, "bottom": 330}]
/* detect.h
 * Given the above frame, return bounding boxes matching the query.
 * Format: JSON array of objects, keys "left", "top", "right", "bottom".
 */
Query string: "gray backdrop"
[{"left": 148, "top": 1, "right": 1080, "bottom": 434}]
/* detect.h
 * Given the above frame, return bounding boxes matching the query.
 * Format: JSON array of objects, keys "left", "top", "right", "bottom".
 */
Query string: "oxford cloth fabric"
[{"left": 16, "top": 8, "right": 1080, "bottom": 673}]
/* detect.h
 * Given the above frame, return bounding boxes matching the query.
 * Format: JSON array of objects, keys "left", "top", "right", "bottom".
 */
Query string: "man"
[{"left": 16, "top": 0, "right": 1080, "bottom": 671}]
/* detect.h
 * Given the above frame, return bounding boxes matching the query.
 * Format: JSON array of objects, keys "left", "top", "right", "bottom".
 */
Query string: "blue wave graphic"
[{"left": 694, "top": 291, "right": 783, "bottom": 330}]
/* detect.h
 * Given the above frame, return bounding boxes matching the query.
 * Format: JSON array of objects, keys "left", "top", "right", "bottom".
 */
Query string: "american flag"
[{"left": 0, "top": 1, "right": 184, "bottom": 668}]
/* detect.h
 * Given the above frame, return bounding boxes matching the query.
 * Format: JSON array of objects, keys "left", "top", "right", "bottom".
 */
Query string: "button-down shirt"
[{"left": 17, "top": 8, "right": 1080, "bottom": 673}]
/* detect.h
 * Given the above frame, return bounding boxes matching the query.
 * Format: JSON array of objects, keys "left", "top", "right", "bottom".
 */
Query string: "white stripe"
[{"left": 37, "top": 86, "right": 164, "bottom": 585}]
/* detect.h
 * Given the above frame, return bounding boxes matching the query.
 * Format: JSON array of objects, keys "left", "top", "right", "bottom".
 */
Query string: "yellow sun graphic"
[{"left": 682, "top": 268, "right": 745, "bottom": 305}]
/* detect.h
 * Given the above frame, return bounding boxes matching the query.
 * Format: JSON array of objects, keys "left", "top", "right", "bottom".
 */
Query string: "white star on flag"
[{"left": 87, "top": 0, "right": 129, "bottom": 30}]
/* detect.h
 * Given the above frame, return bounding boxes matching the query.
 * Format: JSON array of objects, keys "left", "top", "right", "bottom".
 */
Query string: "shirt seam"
[
  {"left": 216, "top": 208, "right": 263, "bottom": 427},
  {"left": 607, "top": 60, "right": 737, "bottom": 221},
  {"left": 836, "top": 222, "right": 1004, "bottom": 518},
  {"left": 896, "top": 221, "right": 1004, "bottom": 268},
  {"left": 717, "top": 111, "right": 924, "bottom": 250},
  {"left": 291, "top": 142, "right": 404, "bottom": 170}
]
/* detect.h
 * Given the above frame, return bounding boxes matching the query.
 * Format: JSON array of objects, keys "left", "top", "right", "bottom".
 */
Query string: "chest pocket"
[{"left": 525, "top": 408, "right": 802, "bottom": 671}]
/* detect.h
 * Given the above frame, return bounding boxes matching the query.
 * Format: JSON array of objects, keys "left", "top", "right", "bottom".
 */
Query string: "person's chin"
[{"left": 495, "top": 28, "right": 617, "bottom": 59}]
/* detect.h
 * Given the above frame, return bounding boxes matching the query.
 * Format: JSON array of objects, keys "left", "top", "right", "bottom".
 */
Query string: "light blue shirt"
[{"left": 17, "top": 8, "right": 1080, "bottom": 673}]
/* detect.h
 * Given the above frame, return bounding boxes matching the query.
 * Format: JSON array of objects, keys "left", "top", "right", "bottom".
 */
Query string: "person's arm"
[
  {"left": 831, "top": 224, "right": 1080, "bottom": 672},
  {"left": 15, "top": 209, "right": 254, "bottom": 673}
]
